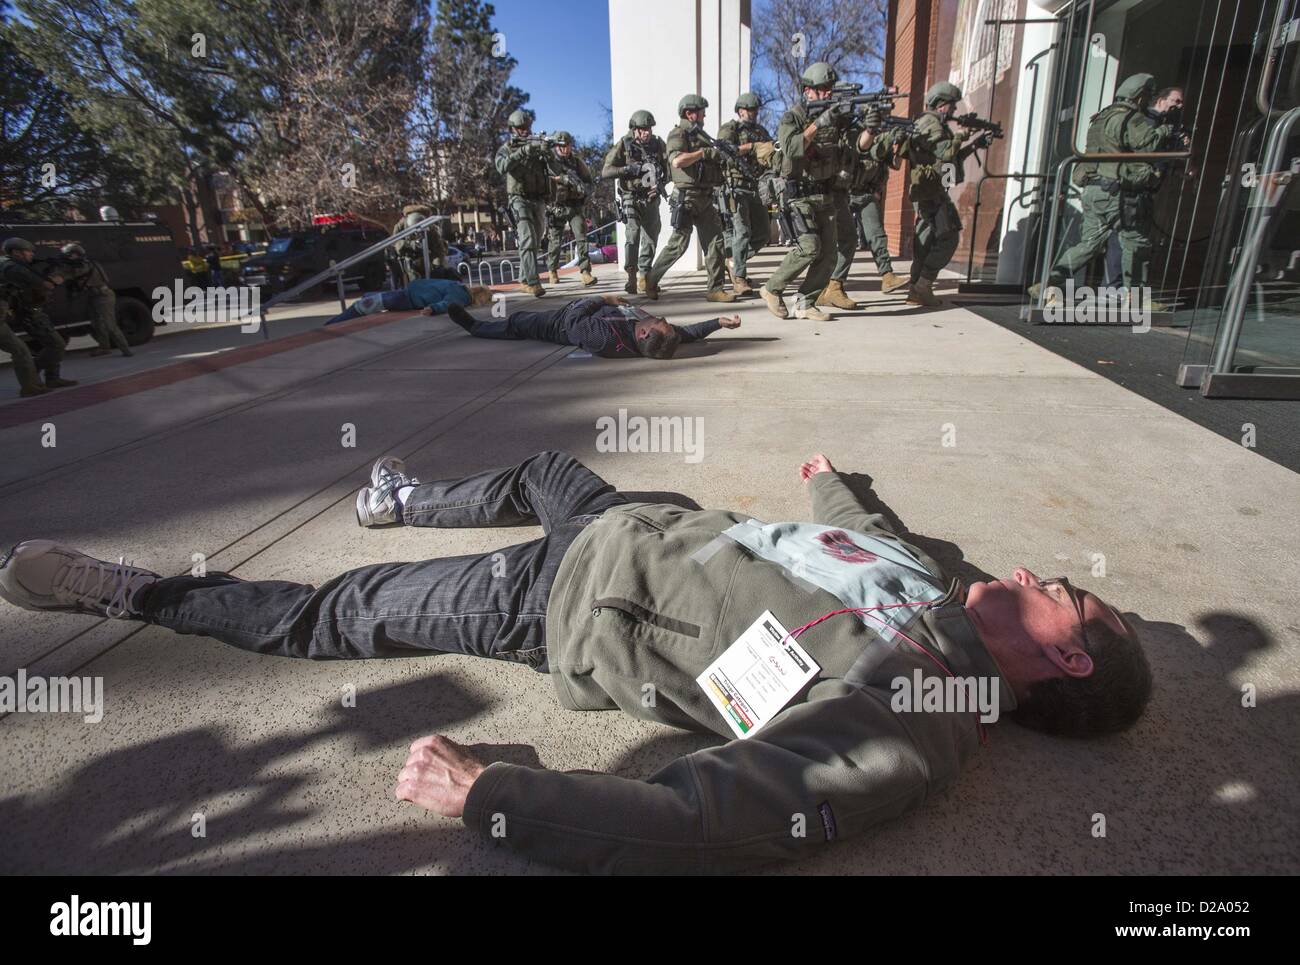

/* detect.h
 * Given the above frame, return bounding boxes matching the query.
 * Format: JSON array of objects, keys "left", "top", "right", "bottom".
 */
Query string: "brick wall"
[{"left": 885, "top": 0, "right": 934, "bottom": 260}]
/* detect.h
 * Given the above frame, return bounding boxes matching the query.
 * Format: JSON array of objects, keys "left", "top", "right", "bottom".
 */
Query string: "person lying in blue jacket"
[
  {"left": 326, "top": 278, "right": 493, "bottom": 325},
  {"left": 448, "top": 294, "right": 740, "bottom": 359}
]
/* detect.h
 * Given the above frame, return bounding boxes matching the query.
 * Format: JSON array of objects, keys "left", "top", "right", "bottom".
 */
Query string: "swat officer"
[
  {"left": 603, "top": 110, "right": 668, "bottom": 295},
  {"left": 390, "top": 204, "right": 447, "bottom": 285},
  {"left": 905, "top": 82, "right": 991, "bottom": 307},
  {"left": 644, "top": 95, "right": 735, "bottom": 303},
  {"left": 716, "top": 93, "right": 775, "bottom": 295},
  {"left": 544, "top": 132, "right": 598, "bottom": 288},
  {"left": 760, "top": 62, "right": 875, "bottom": 321},
  {"left": 57, "top": 243, "right": 132, "bottom": 358},
  {"left": 824, "top": 111, "right": 910, "bottom": 306},
  {"left": 1030, "top": 74, "right": 1184, "bottom": 308},
  {"left": 0, "top": 237, "right": 77, "bottom": 395},
  {"left": 494, "top": 110, "right": 552, "bottom": 297}
]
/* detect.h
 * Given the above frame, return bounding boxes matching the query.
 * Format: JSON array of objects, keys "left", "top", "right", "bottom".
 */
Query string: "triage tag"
[{"left": 696, "top": 610, "right": 820, "bottom": 739}]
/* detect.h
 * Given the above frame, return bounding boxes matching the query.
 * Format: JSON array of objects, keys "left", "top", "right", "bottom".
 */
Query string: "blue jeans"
[
  {"left": 139, "top": 452, "right": 627, "bottom": 669},
  {"left": 325, "top": 290, "right": 412, "bottom": 326}
]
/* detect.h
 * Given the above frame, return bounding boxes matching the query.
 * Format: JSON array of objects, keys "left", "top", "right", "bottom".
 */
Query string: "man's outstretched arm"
[
  {"left": 801, "top": 454, "right": 899, "bottom": 537},
  {"left": 397, "top": 680, "right": 969, "bottom": 874},
  {"left": 672, "top": 314, "right": 741, "bottom": 342}
]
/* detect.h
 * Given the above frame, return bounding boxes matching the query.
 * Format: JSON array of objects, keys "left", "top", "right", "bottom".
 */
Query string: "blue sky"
[{"left": 488, "top": 0, "right": 613, "bottom": 142}]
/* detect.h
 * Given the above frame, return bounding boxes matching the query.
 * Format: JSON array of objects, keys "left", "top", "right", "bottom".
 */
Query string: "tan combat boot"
[
  {"left": 816, "top": 279, "right": 858, "bottom": 310},
  {"left": 548, "top": 271, "right": 559, "bottom": 285},
  {"left": 19, "top": 380, "right": 50, "bottom": 398},
  {"left": 624, "top": 269, "right": 638, "bottom": 294},
  {"left": 524, "top": 282, "right": 546, "bottom": 297},
  {"left": 795, "top": 304, "right": 832, "bottom": 321},
  {"left": 643, "top": 277, "right": 659, "bottom": 300},
  {"left": 733, "top": 275, "right": 753, "bottom": 296},
  {"left": 760, "top": 287, "right": 789, "bottom": 319},
  {"left": 580, "top": 270, "right": 597, "bottom": 287},
  {"left": 706, "top": 289, "right": 736, "bottom": 303},
  {"left": 880, "top": 271, "right": 908, "bottom": 293},
  {"left": 906, "top": 278, "right": 941, "bottom": 307},
  {"left": 637, "top": 276, "right": 647, "bottom": 294}
]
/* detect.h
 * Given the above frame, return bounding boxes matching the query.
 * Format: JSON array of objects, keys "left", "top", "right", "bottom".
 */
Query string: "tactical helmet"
[
  {"left": 926, "top": 82, "right": 963, "bottom": 107},
  {"left": 735, "top": 92, "right": 761, "bottom": 111},
  {"left": 2, "top": 237, "right": 34, "bottom": 254},
  {"left": 507, "top": 109, "right": 531, "bottom": 129},
  {"left": 401, "top": 203, "right": 431, "bottom": 216},
  {"left": 60, "top": 242, "right": 86, "bottom": 257},
  {"left": 678, "top": 94, "right": 709, "bottom": 116},
  {"left": 800, "top": 62, "right": 838, "bottom": 89},
  {"left": 552, "top": 130, "right": 574, "bottom": 145},
  {"left": 1115, "top": 73, "right": 1157, "bottom": 102},
  {"left": 629, "top": 109, "right": 656, "bottom": 129}
]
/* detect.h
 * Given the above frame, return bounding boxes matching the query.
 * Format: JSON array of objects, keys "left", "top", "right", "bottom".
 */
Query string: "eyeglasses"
[{"left": 1038, "top": 577, "right": 1089, "bottom": 649}]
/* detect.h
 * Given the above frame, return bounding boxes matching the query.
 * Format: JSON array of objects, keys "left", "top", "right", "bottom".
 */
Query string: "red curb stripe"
[{"left": 0, "top": 310, "right": 418, "bottom": 431}]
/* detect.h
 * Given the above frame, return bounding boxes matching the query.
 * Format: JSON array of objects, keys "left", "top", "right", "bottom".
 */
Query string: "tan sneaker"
[
  {"left": 795, "top": 305, "right": 832, "bottom": 321},
  {"left": 733, "top": 275, "right": 753, "bottom": 296},
  {"left": 880, "top": 271, "right": 908, "bottom": 293},
  {"left": 760, "top": 287, "right": 789, "bottom": 319},
  {"left": 906, "top": 278, "right": 941, "bottom": 307},
  {"left": 580, "top": 270, "right": 597, "bottom": 287},
  {"left": 815, "top": 279, "right": 858, "bottom": 309},
  {"left": 705, "top": 289, "right": 736, "bottom": 303}
]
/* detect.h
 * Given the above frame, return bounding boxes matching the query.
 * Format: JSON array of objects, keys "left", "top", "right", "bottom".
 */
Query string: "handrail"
[{"left": 254, "top": 215, "right": 441, "bottom": 339}]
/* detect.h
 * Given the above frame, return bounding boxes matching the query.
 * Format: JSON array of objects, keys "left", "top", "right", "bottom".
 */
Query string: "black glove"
[
  {"left": 624, "top": 162, "right": 644, "bottom": 177},
  {"left": 863, "top": 107, "right": 883, "bottom": 132},
  {"left": 814, "top": 100, "right": 853, "bottom": 129}
]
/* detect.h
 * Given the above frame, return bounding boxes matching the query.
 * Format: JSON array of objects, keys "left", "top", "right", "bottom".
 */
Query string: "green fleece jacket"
[{"left": 462, "top": 472, "right": 1015, "bottom": 873}]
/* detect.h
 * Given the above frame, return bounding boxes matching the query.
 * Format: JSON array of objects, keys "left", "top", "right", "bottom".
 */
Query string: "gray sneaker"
[
  {"left": 0, "top": 540, "right": 158, "bottom": 618},
  {"left": 356, "top": 456, "right": 419, "bottom": 527}
]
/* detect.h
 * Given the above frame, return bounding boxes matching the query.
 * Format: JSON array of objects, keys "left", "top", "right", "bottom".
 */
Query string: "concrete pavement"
[{"left": 0, "top": 252, "right": 1296, "bottom": 874}]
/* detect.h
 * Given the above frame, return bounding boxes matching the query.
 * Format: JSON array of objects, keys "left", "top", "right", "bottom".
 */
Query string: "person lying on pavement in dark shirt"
[{"left": 447, "top": 294, "right": 740, "bottom": 359}]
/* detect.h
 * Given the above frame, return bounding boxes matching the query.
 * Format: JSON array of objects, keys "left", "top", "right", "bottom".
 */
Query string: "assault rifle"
[
  {"left": 953, "top": 113, "right": 1005, "bottom": 140},
  {"left": 689, "top": 123, "right": 741, "bottom": 164},
  {"left": 805, "top": 83, "right": 907, "bottom": 122}
]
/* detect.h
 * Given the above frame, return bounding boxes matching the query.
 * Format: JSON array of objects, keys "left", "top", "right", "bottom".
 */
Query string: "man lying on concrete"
[
  {"left": 447, "top": 294, "right": 740, "bottom": 359},
  {"left": 1, "top": 451, "right": 1151, "bottom": 874},
  {"left": 325, "top": 278, "right": 493, "bottom": 326}
]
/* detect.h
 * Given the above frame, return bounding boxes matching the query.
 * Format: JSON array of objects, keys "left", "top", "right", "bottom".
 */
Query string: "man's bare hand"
[
  {"left": 394, "top": 735, "right": 486, "bottom": 818},
  {"left": 799, "top": 453, "right": 835, "bottom": 482},
  {"left": 420, "top": 306, "right": 435, "bottom": 315},
  {"left": 719, "top": 314, "right": 741, "bottom": 329},
  {"left": 601, "top": 293, "right": 628, "bottom": 305}
]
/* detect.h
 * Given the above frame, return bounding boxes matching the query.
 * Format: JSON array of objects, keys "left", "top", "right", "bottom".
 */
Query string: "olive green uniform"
[
  {"left": 763, "top": 105, "right": 841, "bottom": 309},
  {"left": 603, "top": 135, "right": 667, "bottom": 274},
  {"left": 908, "top": 111, "right": 965, "bottom": 284},
  {"left": 59, "top": 257, "right": 130, "bottom": 353},
  {"left": 840, "top": 128, "right": 898, "bottom": 279},
  {"left": 1047, "top": 100, "right": 1174, "bottom": 291},
  {"left": 545, "top": 153, "right": 595, "bottom": 274},
  {"left": 494, "top": 136, "right": 552, "bottom": 287},
  {"left": 389, "top": 213, "right": 447, "bottom": 284},
  {"left": 0, "top": 255, "right": 66, "bottom": 387},
  {"left": 716, "top": 118, "right": 774, "bottom": 280},
  {"left": 647, "top": 122, "right": 728, "bottom": 292}
]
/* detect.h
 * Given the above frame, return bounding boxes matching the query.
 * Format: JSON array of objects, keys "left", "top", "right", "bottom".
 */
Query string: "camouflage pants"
[
  {"left": 648, "top": 190, "right": 727, "bottom": 291},
  {"left": 763, "top": 195, "right": 836, "bottom": 309},
  {"left": 88, "top": 286, "right": 130, "bottom": 351},
  {"left": 546, "top": 204, "right": 591, "bottom": 273},
  {"left": 723, "top": 187, "right": 769, "bottom": 279},
  {"left": 910, "top": 195, "right": 962, "bottom": 284},
  {"left": 509, "top": 195, "right": 549, "bottom": 286},
  {"left": 0, "top": 305, "right": 65, "bottom": 386},
  {"left": 623, "top": 198, "right": 662, "bottom": 275},
  {"left": 849, "top": 191, "right": 893, "bottom": 276},
  {"left": 1049, "top": 184, "right": 1153, "bottom": 290}
]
